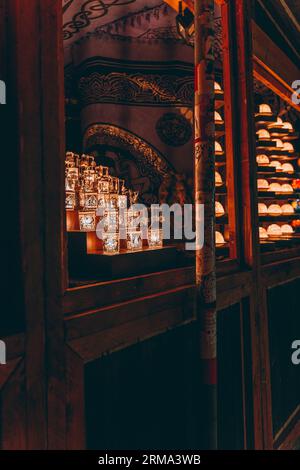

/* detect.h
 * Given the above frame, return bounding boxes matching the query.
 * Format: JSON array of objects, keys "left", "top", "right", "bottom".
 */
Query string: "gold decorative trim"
[{"left": 84, "top": 124, "right": 171, "bottom": 176}]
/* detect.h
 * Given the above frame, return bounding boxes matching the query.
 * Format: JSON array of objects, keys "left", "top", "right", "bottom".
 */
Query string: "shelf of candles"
[
  {"left": 67, "top": 230, "right": 178, "bottom": 280},
  {"left": 216, "top": 214, "right": 229, "bottom": 224},
  {"left": 65, "top": 152, "right": 164, "bottom": 257},
  {"left": 255, "top": 104, "right": 300, "bottom": 251},
  {"left": 214, "top": 81, "right": 230, "bottom": 256}
]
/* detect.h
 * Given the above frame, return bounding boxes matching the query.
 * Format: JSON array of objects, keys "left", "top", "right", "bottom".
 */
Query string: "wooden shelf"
[
  {"left": 260, "top": 235, "right": 300, "bottom": 247},
  {"left": 216, "top": 186, "right": 227, "bottom": 195},
  {"left": 268, "top": 129, "right": 290, "bottom": 137},
  {"left": 216, "top": 129, "right": 225, "bottom": 138},
  {"left": 255, "top": 114, "right": 275, "bottom": 123},
  {"left": 215, "top": 97, "right": 224, "bottom": 109},
  {"left": 67, "top": 232, "right": 185, "bottom": 281},
  {"left": 282, "top": 133, "right": 299, "bottom": 141},
  {"left": 215, "top": 159, "right": 226, "bottom": 168},
  {"left": 257, "top": 170, "right": 300, "bottom": 179},
  {"left": 256, "top": 149, "right": 299, "bottom": 159},
  {"left": 257, "top": 191, "right": 300, "bottom": 199},
  {"left": 259, "top": 214, "right": 300, "bottom": 222},
  {"left": 257, "top": 165, "right": 277, "bottom": 173},
  {"left": 215, "top": 215, "right": 229, "bottom": 224},
  {"left": 256, "top": 139, "right": 278, "bottom": 149}
]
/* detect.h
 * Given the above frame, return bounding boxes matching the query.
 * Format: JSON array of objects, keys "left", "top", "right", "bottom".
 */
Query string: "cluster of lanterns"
[
  {"left": 65, "top": 152, "right": 163, "bottom": 255},
  {"left": 214, "top": 81, "right": 228, "bottom": 248},
  {"left": 255, "top": 104, "right": 300, "bottom": 240}
]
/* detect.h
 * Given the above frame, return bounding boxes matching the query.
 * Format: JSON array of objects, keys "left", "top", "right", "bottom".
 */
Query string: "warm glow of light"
[
  {"left": 268, "top": 182, "right": 281, "bottom": 192},
  {"left": 282, "top": 121, "right": 293, "bottom": 131},
  {"left": 257, "top": 179, "right": 269, "bottom": 189},
  {"left": 269, "top": 160, "right": 282, "bottom": 171},
  {"left": 65, "top": 152, "right": 163, "bottom": 256},
  {"left": 259, "top": 103, "right": 272, "bottom": 114},
  {"left": 268, "top": 117, "right": 283, "bottom": 128},
  {"left": 163, "top": 0, "right": 191, "bottom": 12},
  {"left": 281, "top": 163, "right": 294, "bottom": 173},
  {"left": 214, "top": 111, "right": 223, "bottom": 122},
  {"left": 268, "top": 204, "right": 282, "bottom": 215},
  {"left": 214, "top": 81, "right": 222, "bottom": 91},
  {"left": 282, "top": 142, "right": 294, "bottom": 152},
  {"left": 215, "top": 201, "right": 225, "bottom": 216},
  {"left": 257, "top": 129, "right": 271, "bottom": 139},
  {"left": 281, "top": 183, "right": 293, "bottom": 193},
  {"left": 256, "top": 154, "right": 270, "bottom": 165},
  {"left": 258, "top": 203, "right": 268, "bottom": 215},
  {"left": 215, "top": 171, "right": 223, "bottom": 186},
  {"left": 215, "top": 231, "right": 225, "bottom": 245},
  {"left": 267, "top": 224, "right": 282, "bottom": 236},
  {"left": 281, "top": 204, "right": 294, "bottom": 215},
  {"left": 281, "top": 224, "right": 294, "bottom": 234},
  {"left": 259, "top": 227, "right": 269, "bottom": 239},
  {"left": 275, "top": 139, "right": 284, "bottom": 148},
  {"left": 215, "top": 141, "right": 223, "bottom": 153}
]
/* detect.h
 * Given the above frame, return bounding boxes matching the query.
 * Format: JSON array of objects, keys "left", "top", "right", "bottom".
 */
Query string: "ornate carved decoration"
[
  {"left": 156, "top": 112, "right": 192, "bottom": 146},
  {"left": 138, "top": 26, "right": 179, "bottom": 40},
  {"left": 84, "top": 123, "right": 171, "bottom": 175},
  {"left": 63, "top": 0, "right": 137, "bottom": 40},
  {"left": 78, "top": 71, "right": 194, "bottom": 107},
  {"left": 84, "top": 124, "right": 175, "bottom": 204}
]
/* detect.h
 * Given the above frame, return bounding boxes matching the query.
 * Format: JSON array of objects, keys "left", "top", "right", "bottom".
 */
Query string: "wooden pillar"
[
  {"left": 6, "top": 0, "right": 48, "bottom": 449},
  {"left": 39, "top": 0, "right": 67, "bottom": 449},
  {"left": 194, "top": 0, "right": 217, "bottom": 449},
  {"left": 233, "top": 0, "right": 272, "bottom": 449}
]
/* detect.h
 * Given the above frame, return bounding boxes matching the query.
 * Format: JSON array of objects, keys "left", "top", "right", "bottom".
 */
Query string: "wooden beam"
[
  {"left": 65, "top": 286, "right": 196, "bottom": 341},
  {"left": 252, "top": 21, "right": 300, "bottom": 112},
  {"left": 274, "top": 405, "right": 300, "bottom": 449},
  {"left": 234, "top": 0, "right": 271, "bottom": 450},
  {"left": 68, "top": 306, "right": 195, "bottom": 363},
  {"left": 64, "top": 267, "right": 195, "bottom": 315},
  {"left": 39, "top": 0, "right": 67, "bottom": 450}
]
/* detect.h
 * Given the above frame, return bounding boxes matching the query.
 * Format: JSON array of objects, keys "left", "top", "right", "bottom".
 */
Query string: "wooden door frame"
[
  {"left": 5, "top": 0, "right": 49, "bottom": 449},
  {"left": 5, "top": 0, "right": 67, "bottom": 449}
]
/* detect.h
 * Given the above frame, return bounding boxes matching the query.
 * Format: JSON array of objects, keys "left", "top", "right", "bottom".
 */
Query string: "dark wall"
[
  {"left": 84, "top": 304, "right": 252, "bottom": 450},
  {"left": 85, "top": 323, "right": 203, "bottom": 450},
  {"left": 267, "top": 279, "right": 300, "bottom": 436},
  {"left": 1, "top": 0, "right": 24, "bottom": 337}
]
